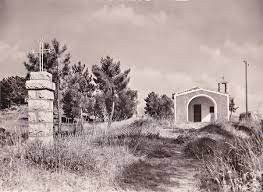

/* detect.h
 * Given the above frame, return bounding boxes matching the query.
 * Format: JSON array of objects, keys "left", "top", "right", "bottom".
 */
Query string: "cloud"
[
  {"left": 200, "top": 45, "right": 221, "bottom": 58},
  {"left": 1, "top": 0, "right": 263, "bottom": 113},
  {"left": 0, "top": 41, "right": 26, "bottom": 78},
  {"left": 90, "top": 4, "right": 167, "bottom": 27},
  {"left": 199, "top": 40, "right": 263, "bottom": 113},
  {"left": 130, "top": 66, "right": 195, "bottom": 114}
]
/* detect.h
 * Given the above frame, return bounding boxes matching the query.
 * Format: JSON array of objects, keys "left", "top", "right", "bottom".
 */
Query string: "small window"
[{"left": 210, "top": 106, "right": 214, "bottom": 113}]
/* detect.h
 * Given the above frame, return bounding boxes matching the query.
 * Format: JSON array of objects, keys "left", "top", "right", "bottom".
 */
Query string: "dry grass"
[
  {"left": 0, "top": 115, "right": 168, "bottom": 192},
  {"left": 0, "top": 116, "right": 197, "bottom": 192},
  {"left": 0, "top": 136, "right": 139, "bottom": 192},
  {"left": 2, "top": 106, "right": 261, "bottom": 192},
  {"left": 185, "top": 121, "right": 263, "bottom": 192},
  {"left": 0, "top": 111, "right": 146, "bottom": 192}
]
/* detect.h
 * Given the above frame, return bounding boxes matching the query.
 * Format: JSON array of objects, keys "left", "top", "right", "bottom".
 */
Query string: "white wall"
[{"left": 188, "top": 96, "right": 215, "bottom": 122}]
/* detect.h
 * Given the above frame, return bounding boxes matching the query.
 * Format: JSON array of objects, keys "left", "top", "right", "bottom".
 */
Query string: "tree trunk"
[{"left": 108, "top": 99, "right": 115, "bottom": 128}]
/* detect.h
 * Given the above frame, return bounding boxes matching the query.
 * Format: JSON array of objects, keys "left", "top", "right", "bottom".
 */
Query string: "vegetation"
[
  {"left": 144, "top": 92, "right": 174, "bottom": 120},
  {"left": 23, "top": 39, "right": 71, "bottom": 119},
  {"left": 229, "top": 98, "right": 239, "bottom": 119},
  {"left": 184, "top": 121, "right": 263, "bottom": 192},
  {"left": 1, "top": 38, "right": 262, "bottom": 192},
  {"left": 24, "top": 38, "right": 71, "bottom": 82},
  {"left": 92, "top": 56, "right": 134, "bottom": 127},
  {"left": 0, "top": 117, "right": 198, "bottom": 192},
  {"left": 0, "top": 137, "right": 138, "bottom": 191},
  {"left": 22, "top": 40, "right": 138, "bottom": 123},
  {"left": 0, "top": 105, "right": 263, "bottom": 192},
  {"left": 0, "top": 76, "right": 27, "bottom": 109},
  {"left": 113, "top": 88, "right": 138, "bottom": 121},
  {"left": 61, "top": 62, "right": 95, "bottom": 119}
]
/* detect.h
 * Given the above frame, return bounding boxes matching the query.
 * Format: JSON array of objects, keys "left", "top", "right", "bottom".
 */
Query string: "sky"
[{"left": 0, "top": 0, "right": 263, "bottom": 114}]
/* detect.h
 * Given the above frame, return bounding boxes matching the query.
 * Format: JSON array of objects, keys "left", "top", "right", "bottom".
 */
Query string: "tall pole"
[
  {"left": 243, "top": 60, "right": 249, "bottom": 119},
  {"left": 57, "top": 57, "right": 61, "bottom": 133},
  {"left": 0, "top": 82, "right": 1, "bottom": 109}
]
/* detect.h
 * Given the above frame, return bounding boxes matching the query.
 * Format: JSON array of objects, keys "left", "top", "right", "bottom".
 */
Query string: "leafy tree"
[
  {"left": 229, "top": 98, "right": 239, "bottom": 119},
  {"left": 92, "top": 56, "right": 131, "bottom": 127},
  {"left": 144, "top": 92, "right": 174, "bottom": 120},
  {"left": 0, "top": 76, "right": 27, "bottom": 109}
]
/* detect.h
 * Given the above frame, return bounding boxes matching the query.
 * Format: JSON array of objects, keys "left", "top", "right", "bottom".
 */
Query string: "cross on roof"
[
  {"left": 219, "top": 75, "right": 228, "bottom": 83},
  {"left": 32, "top": 40, "right": 52, "bottom": 72}
]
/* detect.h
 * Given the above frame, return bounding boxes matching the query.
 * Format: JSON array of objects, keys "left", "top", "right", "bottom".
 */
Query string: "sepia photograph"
[{"left": 0, "top": 0, "right": 262, "bottom": 191}]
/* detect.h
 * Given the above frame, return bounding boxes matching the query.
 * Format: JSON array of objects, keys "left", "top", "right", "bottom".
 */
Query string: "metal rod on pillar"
[
  {"left": 41, "top": 41, "right": 44, "bottom": 71},
  {"left": 33, "top": 40, "right": 51, "bottom": 72},
  {"left": 39, "top": 41, "right": 42, "bottom": 71}
]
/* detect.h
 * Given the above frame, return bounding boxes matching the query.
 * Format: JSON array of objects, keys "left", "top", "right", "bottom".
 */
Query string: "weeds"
[
  {"left": 187, "top": 122, "right": 263, "bottom": 192},
  {"left": 0, "top": 133, "right": 139, "bottom": 191}
]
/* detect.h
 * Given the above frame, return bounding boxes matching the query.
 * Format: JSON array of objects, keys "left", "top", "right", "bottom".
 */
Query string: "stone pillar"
[{"left": 26, "top": 71, "right": 55, "bottom": 144}]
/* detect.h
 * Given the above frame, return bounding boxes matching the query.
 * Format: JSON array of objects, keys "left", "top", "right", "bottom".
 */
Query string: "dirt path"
[{"left": 118, "top": 128, "right": 200, "bottom": 192}]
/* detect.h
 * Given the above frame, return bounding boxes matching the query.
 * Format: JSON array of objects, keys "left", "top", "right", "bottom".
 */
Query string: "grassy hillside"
[{"left": 0, "top": 112, "right": 262, "bottom": 192}]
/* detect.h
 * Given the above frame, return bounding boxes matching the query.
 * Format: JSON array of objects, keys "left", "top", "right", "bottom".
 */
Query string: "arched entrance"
[{"left": 187, "top": 94, "right": 217, "bottom": 122}]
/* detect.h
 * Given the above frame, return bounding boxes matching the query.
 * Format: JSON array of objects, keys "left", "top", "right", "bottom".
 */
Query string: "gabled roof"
[
  {"left": 175, "top": 87, "right": 229, "bottom": 97},
  {"left": 177, "top": 87, "right": 200, "bottom": 95}
]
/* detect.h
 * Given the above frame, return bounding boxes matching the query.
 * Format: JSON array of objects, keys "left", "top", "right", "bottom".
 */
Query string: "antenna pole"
[{"left": 243, "top": 60, "right": 249, "bottom": 119}]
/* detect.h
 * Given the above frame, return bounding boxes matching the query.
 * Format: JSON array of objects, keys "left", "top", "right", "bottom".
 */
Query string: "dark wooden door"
[{"left": 194, "top": 104, "right": 202, "bottom": 122}]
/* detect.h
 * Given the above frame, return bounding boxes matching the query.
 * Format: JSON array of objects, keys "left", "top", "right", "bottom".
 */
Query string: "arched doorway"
[{"left": 187, "top": 94, "right": 217, "bottom": 122}]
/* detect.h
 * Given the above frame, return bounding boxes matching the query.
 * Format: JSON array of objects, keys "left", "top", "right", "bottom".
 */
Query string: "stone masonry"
[{"left": 26, "top": 71, "right": 55, "bottom": 143}]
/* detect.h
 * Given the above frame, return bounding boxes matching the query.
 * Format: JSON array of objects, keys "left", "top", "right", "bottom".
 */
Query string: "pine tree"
[
  {"left": 113, "top": 89, "right": 138, "bottom": 121},
  {"left": 144, "top": 92, "right": 160, "bottom": 119},
  {"left": 144, "top": 92, "right": 174, "bottom": 120},
  {"left": 62, "top": 90, "right": 74, "bottom": 119},
  {"left": 92, "top": 56, "right": 131, "bottom": 127},
  {"left": 24, "top": 39, "right": 71, "bottom": 119},
  {"left": 61, "top": 62, "right": 95, "bottom": 119},
  {"left": 0, "top": 76, "right": 27, "bottom": 109},
  {"left": 24, "top": 39, "right": 70, "bottom": 81}
]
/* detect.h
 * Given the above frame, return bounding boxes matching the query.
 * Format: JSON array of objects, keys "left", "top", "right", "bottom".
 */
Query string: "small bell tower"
[{"left": 218, "top": 76, "right": 229, "bottom": 94}]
